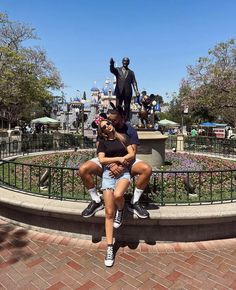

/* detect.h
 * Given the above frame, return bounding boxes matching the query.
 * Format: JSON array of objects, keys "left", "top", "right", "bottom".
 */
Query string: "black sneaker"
[
  {"left": 104, "top": 245, "right": 114, "bottom": 267},
  {"left": 113, "top": 209, "right": 124, "bottom": 229},
  {"left": 82, "top": 201, "right": 104, "bottom": 218},
  {"left": 128, "top": 202, "right": 149, "bottom": 219}
]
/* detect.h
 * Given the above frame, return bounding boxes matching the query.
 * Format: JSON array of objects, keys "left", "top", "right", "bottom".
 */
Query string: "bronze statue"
[
  {"left": 137, "top": 93, "right": 158, "bottom": 128},
  {"left": 110, "top": 57, "right": 140, "bottom": 121}
]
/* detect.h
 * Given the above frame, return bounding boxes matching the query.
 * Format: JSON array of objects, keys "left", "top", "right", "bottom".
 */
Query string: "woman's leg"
[
  {"left": 103, "top": 189, "right": 115, "bottom": 245},
  {"left": 113, "top": 178, "right": 130, "bottom": 229},
  {"left": 103, "top": 188, "right": 116, "bottom": 267},
  {"left": 114, "top": 178, "right": 130, "bottom": 210}
]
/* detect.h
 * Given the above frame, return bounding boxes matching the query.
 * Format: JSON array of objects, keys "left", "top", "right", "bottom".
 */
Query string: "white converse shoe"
[
  {"left": 113, "top": 209, "right": 124, "bottom": 228},
  {"left": 104, "top": 245, "right": 114, "bottom": 267}
]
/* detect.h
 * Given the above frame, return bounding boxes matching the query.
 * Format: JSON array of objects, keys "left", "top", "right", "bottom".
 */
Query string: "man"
[
  {"left": 110, "top": 57, "right": 140, "bottom": 121},
  {"left": 79, "top": 107, "right": 152, "bottom": 219},
  {"left": 191, "top": 127, "right": 198, "bottom": 137}
]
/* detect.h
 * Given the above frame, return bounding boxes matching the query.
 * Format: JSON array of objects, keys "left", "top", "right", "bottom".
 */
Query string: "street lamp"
[
  {"left": 80, "top": 99, "right": 86, "bottom": 138},
  {"left": 182, "top": 106, "right": 189, "bottom": 134},
  {"left": 151, "top": 100, "right": 157, "bottom": 127},
  {"left": 74, "top": 108, "right": 80, "bottom": 133}
]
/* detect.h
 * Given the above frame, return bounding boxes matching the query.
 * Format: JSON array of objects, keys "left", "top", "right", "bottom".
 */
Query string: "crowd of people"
[{"left": 20, "top": 123, "right": 51, "bottom": 134}]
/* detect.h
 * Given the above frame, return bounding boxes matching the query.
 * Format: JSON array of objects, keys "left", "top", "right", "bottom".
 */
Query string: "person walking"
[
  {"left": 191, "top": 127, "right": 198, "bottom": 137},
  {"left": 97, "top": 119, "right": 135, "bottom": 267}
]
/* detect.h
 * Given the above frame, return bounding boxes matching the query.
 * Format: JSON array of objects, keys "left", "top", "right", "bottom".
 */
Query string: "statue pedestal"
[
  {"left": 136, "top": 131, "right": 168, "bottom": 169},
  {"left": 176, "top": 134, "right": 184, "bottom": 152}
]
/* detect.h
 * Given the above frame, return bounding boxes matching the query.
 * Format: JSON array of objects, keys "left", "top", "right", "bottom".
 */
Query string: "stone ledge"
[
  {"left": 0, "top": 185, "right": 236, "bottom": 242},
  {"left": 0, "top": 186, "right": 236, "bottom": 224}
]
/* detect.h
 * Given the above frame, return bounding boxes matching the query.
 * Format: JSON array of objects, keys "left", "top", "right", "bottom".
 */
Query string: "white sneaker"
[
  {"left": 104, "top": 245, "right": 114, "bottom": 267},
  {"left": 113, "top": 209, "right": 124, "bottom": 228}
]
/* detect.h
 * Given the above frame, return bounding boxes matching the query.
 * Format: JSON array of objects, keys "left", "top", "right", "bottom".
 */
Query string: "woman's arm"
[{"left": 98, "top": 152, "right": 125, "bottom": 165}]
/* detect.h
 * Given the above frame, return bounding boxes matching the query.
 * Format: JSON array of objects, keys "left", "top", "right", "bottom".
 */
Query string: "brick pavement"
[{"left": 0, "top": 219, "right": 236, "bottom": 290}]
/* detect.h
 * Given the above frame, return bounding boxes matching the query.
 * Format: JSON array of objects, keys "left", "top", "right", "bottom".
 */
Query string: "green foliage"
[
  {"left": 0, "top": 12, "right": 63, "bottom": 125},
  {"left": 179, "top": 39, "right": 236, "bottom": 127}
]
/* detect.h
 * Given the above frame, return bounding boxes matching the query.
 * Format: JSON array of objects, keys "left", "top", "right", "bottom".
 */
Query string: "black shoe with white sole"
[
  {"left": 127, "top": 202, "right": 149, "bottom": 219},
  {"left": 82, "top": 201, "right": 104, "bottom": 218}
]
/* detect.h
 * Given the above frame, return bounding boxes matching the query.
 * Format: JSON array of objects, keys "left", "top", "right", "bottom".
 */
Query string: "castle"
[{"left": 51, "top": 78, "right": 117, "bottom": 132}]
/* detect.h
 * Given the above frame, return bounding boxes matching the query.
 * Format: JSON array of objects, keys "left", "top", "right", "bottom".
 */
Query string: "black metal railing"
[
  {"left": 0, "top": 159, "right": 235, "bottom": 205},
  {"left": 165, "top": 135, "right": 177, "bottom": 150},
  {"left": 184, "top": 136, "right": 236, "bottom": 157},
  {"left": 0, "top": 138, "right": 96, "bottom": 159},
  {"left": 165, "top": 135, "right": 236, "bottom": 157}
]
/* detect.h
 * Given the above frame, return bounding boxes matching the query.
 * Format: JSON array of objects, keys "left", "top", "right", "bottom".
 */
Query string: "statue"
[
  {"left": 137, "top": 93, "right": 156, "bottom": 128},
  {"left": 110, "top": 57, "right": 140, "bottom": 121}
]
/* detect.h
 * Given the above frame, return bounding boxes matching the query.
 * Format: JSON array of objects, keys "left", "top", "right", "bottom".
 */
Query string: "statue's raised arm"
[
  {"left": 110, "top": 57, "right": 117, "bottom": 75},
  {"left": 110, "top": 58, "right": 115, "bottom": 66}
]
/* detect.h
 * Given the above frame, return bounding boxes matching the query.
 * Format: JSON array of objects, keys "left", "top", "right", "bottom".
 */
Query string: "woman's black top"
[{"left": 97, "top": 139, "right": 129, "bottom": 158}]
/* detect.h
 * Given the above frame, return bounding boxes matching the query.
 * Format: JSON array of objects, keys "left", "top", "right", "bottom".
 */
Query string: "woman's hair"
[{"left": 98, "top": 119, "right": 128, "bottom": 146}]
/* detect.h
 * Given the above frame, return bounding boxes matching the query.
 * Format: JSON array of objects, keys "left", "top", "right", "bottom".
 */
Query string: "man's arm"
[
  {"left": 125, "top": 144, "right": 137, "bottom": 162},
  {"left": 109, "top": 144, "right": 137, "bottom": 177},
  {"left": 98, "top": 152, "right": 126, "bottom": 166}
]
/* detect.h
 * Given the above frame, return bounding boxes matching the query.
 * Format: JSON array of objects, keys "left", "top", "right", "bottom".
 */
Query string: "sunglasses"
[{"left": 101, "top": 121, "right": 112, "bottom": 130}]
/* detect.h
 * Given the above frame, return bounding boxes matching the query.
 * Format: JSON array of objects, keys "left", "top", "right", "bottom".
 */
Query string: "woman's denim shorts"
[{"left": 101, "top": 167, "right": 131, "bottom": 191}]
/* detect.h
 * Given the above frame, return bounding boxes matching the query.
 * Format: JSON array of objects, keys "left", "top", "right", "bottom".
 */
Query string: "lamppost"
[
  {"left": 151, "top": 100, "right": 157, "bottom": 127},
  {"left": 80, "top": 99, "right": 86, "bottom": 138},
  {"left": 74, "top": 108, "right": 80, "bottom": 134},
  {"left": 182, "top": 106, "right": 189, "bottom": 134}
]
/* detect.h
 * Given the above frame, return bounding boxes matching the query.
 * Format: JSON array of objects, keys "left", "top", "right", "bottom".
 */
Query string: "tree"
[
  {"left": 179, "top": 39, "right": 236, "bottom": 126},
  {"left": 0, "top": 12, "right": 63, "bottom": 127},
  {"left": 165, "top": 94, "right": 183, "bottom": 124}
]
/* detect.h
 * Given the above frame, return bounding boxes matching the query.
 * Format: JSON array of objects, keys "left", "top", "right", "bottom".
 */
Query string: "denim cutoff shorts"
[{"left": 101, "top": 166, "right": 131, "bottom": 191}]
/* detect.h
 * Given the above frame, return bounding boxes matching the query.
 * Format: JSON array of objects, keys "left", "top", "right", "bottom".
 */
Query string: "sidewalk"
[{"left": 0, "top": 219, "right": 236, "bottom": 290}]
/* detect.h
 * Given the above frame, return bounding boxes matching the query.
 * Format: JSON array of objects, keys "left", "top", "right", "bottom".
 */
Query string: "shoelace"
[
  {"left": 114, "top": 210, "right": 122, "bottom": 222},
  {"left": 106, "top": 247, "right": 113, "bottom": 259},
  {"left": 87, "top": 202, "right": 95, "bottom": 209},
  {"left": 135, "top": 203, "right": 146, "bottom": 213}
]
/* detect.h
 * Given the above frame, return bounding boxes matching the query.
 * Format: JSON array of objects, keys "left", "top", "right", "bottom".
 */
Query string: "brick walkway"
[{"left": 0, "top": 220, "right": 236, "bottom": 290}]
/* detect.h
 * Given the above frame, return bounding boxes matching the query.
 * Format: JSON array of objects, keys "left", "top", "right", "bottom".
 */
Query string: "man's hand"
[
  {"left": 109, "top": 163, "right": 125, "bottom": 178},
  {"left": 110, "top": 58, "right": 115, "bottom": 65},
  {"left": 117, "top": 157, "right": 130, "bottom": 166}
]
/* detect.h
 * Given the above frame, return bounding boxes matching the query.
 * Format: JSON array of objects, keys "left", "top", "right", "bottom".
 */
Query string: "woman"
[{"left": 97, "top": 119, "right": 135, "bottom": 267}]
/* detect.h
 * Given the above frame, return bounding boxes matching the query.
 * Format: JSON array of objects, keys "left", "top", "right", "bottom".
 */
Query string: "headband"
[
  {"left": 95, "top": 115, "right": 105, "bottom": 125},
  {"left": 91, "top": 112, "right": 107, "bottom": 129}
]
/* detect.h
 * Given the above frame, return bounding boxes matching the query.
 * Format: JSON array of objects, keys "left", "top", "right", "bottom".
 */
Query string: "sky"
[{"left": 1, "top": 0, "right": 236, "bottom": 102}]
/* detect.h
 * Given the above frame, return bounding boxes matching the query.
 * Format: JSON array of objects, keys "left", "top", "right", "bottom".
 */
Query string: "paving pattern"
[{"left": 0, "top": 219, "right": 236, "bottom": 290}]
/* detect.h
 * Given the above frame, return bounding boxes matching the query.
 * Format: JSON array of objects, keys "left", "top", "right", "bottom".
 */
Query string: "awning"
[{"left": 31, "top": 117, "right": 60, "bottom": 125}]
